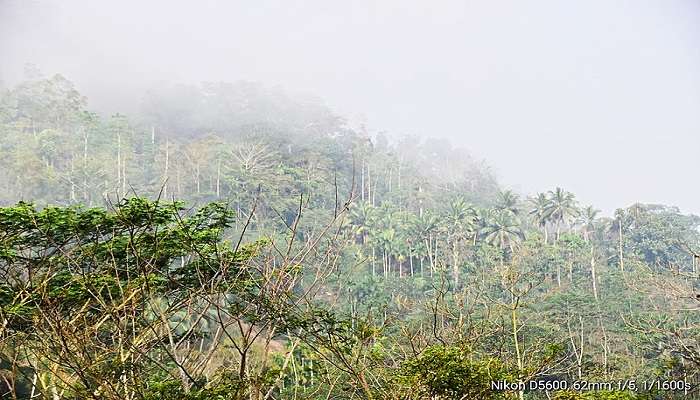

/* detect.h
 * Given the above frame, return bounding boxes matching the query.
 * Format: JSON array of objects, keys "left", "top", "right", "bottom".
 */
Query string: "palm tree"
[
  {"left": 349, "top": 201, "right": 380, "bottom": 275},
  {"left": 576, "top": 205, "right": 601, "bottom": 300},
  {"left": 473, "top": 208, "right": 492, "bottom": 245},
  {"left": 391, "top": 213, "right": 413, "bottom": 278},
  {"left": 577, "top": 205, "right": 600, "bottom": 242},
  {"left": 495, "top": 190, "right": 520, "bottom": 215},
  {"left": 375, "top": 202, "right": 400, "bottom": 279},
  {"left": 482, "top": 210, "right": 525, "bottom": 260},
  {"left": 377, "top": 226, "right": 396, "bottom": 279},
  {"left": 544, "top": 187, "right": 579, "bottom": 242},
  {"left": 412, "top": 211, "right": 440, "bottom": 276},
  {"left": 444, "top": 199, "right": 477, "bottom": 240},
  {"left": 528, "top": 192, "right": 550, "bottom": 244},
  {"left": 348, "top": 201, "right": 375, "bottom": 244},
  {"left": 442, "top": 198, "right": 477, "bottom": 285},
  {"left": 610, "top": 208, "right": 627, "bottom": 272}
]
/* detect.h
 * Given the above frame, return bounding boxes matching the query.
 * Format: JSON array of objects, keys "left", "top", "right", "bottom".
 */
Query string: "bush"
[{"left": 398, "top": 345, "right": 516, "bottom": 399}]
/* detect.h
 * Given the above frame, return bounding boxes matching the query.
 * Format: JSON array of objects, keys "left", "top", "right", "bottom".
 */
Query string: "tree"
[
  {"left": 0, "top": 198, "right": 355, "bottom": 399},
  {"left": 495, "top": 190, "right": 520, "bottom": 215},
  {"left": 544, "top": 188, "right": 579, "bottom": 242},
  {"left": 578, "top": 206, "right": 600, "bottom": 242},
  {"left": 482, "top": 210, "right": 524, "bottom": 260},
  {"left": 348, "top": 201, "right": 376, "bottom": 245},
  {"left": 398, "top": 345, "right": 513, "bottom": 399},
  {"left": 412, "top": 212, "right": 441, "bottom": 276},
  {"left": 610, "top": 208, "right": 627, "bottom": 272},
  {"left": 528, "top": 192, "right": 551, "bottom": 244},
  {"left": 442, "top": 198, "right": 477, "bottom": 286}
]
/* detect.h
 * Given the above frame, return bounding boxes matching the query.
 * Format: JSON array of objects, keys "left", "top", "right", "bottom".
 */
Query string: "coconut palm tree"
[
  {"left": 610, "top": 208, "right": 627, "bottom": 272},
  {"left": 473, "top": 208, "right": 492, "bottom": 245},
  {"left": 348, "top": 201, "right": 375, "bottom": 244},
  {"left": 528, "top": 192, "right": 550, "bottom": 244},
  {"left": 574, "top": 205, "right": 601, "bottom": 300},
  {"left": 495, "top": 190, "right": 520, "bottom": 215},
  {"left": 544, "top": 187, "right": 579, "bottom": 242},
  {"left": 444, "top": 198, "right": 477, "bottom": 238},
  {"left": 482, "top": 210, "right": 525, "bottom": 260},
  {"left": 411, "top": 211, "right": 441, "bottom": 275},
  {"left": 577, "top": 205, "right": 600, "bottom": 242},
  {"left": 373, "top": 202, "right": 401, "bottom": 279},
  {"left": 442, "top": 198, "right": 477, "bottom": 285}
]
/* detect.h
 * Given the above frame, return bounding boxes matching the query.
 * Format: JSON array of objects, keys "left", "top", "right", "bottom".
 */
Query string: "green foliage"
[
  {"left": 0, "top": 198, "right": 285, "bottom": 399},
  {"left": 0, "top": 74, "right": 699, "bottom": 399},
  {"left": 143, "top": 372, "right": 247, "bottom": 400},
  {"left": 398, "top": 345, "right": 515, "bottom": 399}
]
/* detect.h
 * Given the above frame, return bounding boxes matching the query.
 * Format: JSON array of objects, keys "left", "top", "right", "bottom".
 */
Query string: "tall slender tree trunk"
[
  {"left": 383, "top": 249, "right": 388, "bottom": 280},
  {"left": 556, "top": 220, "right": 561, "bottom": 242},
  {"left": 361, "top": 159, "right": 365, "bottom": 202},
  {"left": 426, "top": 236, "right": 434, "bottom": 277},
  {"left": 367, "top": 162, "right": 372, "bottom": 206},
  {"left": 216, "top": 159, "right": 221, "bottom": 198},
  {"left": 83, "top": 128, "right": 89, "bottom": 202},
  {"left": 418, "top": 185, "right": 423, "bottom": 217},
  {"left": 543, "top": 224, "right": 548, "bottom": 244},
  {"left": 511, "top": 300, "right": 524, "bottom": 400},
  {"left": 372, "top": 247, "right": 376, "bottom": 276},
  {"left": 372, "top": 173, "right": 378, "bottom": 206},
  {"left": 122, "top": 157, "right": 127, "bottom": 194},
  {"left": 452, "top": 242, "right": 459, "bottom": 286},
  {"left": 70, "top": 155, "right": 76, "bottom": 202},
  {"left": 397, "top": 157, "right": 402, "bottom": 190},
  {"left": 196, "top": 161, "right": 201, "bottom": 194},
  {"left": 117, "top": 130, "right": 122, "bottom": 197},
  {"left": 435, "top": 238, "right": 440, "bottom": 267},
  {"left": 567, "top": 316, "right": 584, "bottom": 379},
  {"left": 599, "top": 316, "right": 609, "bottom": 376},
  {"left": 618, "top": 223, "right": 624, "bottom": 272},
  {"left": 388, "top": 167, "right": 392, "bottom": 192},
  {"left": 590, "top": 248, "right": 598, "bottom": 301},
  {"left": 163, "top": 139, "right": 169, "bottom": 198},
  {"left": 557, "top": 265, "right": 561, "bottom": 288}
]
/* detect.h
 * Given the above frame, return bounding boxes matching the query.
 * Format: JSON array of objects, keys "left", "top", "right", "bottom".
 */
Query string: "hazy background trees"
[{"left": 0, "top": 75, "right": 698, "bottom": 399}]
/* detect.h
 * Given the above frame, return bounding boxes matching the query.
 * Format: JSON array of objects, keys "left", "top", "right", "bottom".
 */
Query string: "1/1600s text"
[{"left": 491, "top": 379, "right": 691, "bottom": 394}]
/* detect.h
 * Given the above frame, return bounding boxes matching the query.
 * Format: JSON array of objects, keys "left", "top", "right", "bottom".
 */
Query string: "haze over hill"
[
  {"left": 3, "top": 2, "right": 700, "bottom": 399},
  {"left": 2, "top": 0, "right": 700, "bottom": 216}
]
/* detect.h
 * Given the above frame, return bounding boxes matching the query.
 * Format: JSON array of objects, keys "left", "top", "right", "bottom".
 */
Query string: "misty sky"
[{"left": 2, "top": 0, "right": 700, "bottom": 216}]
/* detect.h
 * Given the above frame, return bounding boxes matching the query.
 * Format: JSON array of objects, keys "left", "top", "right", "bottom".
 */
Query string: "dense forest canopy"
[{"left": 0, "top": 74, "right": 698, "bottom": 399}]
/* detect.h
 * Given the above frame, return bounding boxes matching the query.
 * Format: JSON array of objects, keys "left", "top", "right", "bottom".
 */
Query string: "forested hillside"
[{"left": 0, "top": 75, "right": 698, "bottom": 399}]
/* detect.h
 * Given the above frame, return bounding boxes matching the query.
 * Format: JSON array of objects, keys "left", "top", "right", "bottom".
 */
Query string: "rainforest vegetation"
[{"left": 0, "top": 74, "right": 698, "bottom": 399}]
